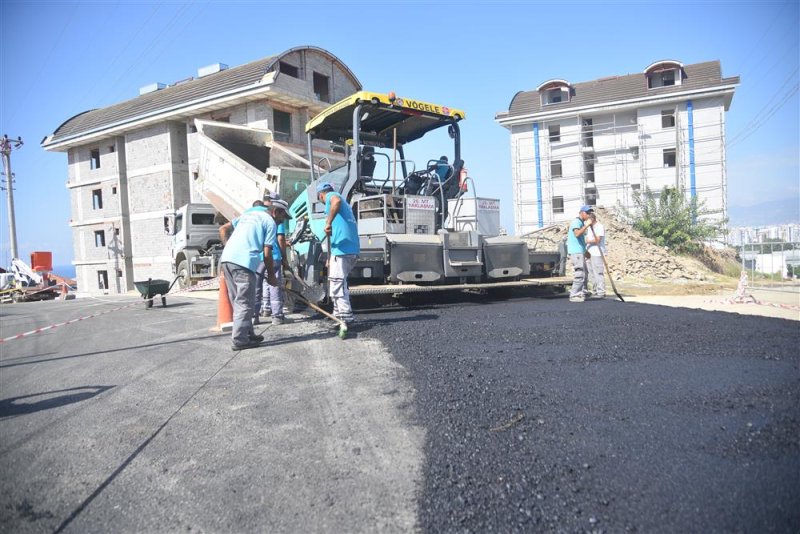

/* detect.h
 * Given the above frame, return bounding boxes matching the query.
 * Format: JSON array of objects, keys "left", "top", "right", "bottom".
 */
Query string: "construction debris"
[{"left": 523, "top": 208, "right": 721, "bottom": 281}]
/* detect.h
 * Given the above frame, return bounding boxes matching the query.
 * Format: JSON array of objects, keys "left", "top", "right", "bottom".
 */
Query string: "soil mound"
[{"left": 523, "top": 208, "right": 733, "bottom": 281}]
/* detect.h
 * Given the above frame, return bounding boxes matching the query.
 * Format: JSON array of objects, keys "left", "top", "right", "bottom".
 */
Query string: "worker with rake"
[{"left": 317, "top": 182, "right": 360, "bottom": 327}]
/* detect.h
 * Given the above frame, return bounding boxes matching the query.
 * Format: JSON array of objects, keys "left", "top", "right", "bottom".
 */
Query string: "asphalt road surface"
[
  {"left": 1, "top": 290, "right": 798, "bottom": 533},
  {"left": 358, "top": 291, "right": 800, "bottom": 533}
]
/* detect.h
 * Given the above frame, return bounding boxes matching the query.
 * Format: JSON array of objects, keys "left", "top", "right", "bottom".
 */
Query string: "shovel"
[{"left": 285, "top": 267, "right": 326, "bottom": 304}]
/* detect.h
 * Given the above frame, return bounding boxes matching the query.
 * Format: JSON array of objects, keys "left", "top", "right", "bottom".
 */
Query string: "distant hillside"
[{"left": 728, "top": 198, "right": 800, "bottom": 226}]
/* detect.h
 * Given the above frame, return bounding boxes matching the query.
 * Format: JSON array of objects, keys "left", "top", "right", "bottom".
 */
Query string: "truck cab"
[{"left": 165, "top": 203, "right": 224, "bottom": 288}]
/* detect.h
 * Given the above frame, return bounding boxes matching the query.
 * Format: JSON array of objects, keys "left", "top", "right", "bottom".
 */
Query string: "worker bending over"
[{"left": 219, "top": 199, "right": 291, "bottom": 350}]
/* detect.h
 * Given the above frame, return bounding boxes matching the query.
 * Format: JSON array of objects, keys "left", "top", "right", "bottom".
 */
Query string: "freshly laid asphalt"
[
  {"left": 1, "top": 290, "right": 798, "bottom": 532},
  {"left": 358, "top": 291, "right": 800, "bottom": 532}
]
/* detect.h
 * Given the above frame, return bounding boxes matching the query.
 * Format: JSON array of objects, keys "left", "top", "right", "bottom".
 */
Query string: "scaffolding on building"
[{"left": 511, "top": 109, "right": 729, "bottom": 230}]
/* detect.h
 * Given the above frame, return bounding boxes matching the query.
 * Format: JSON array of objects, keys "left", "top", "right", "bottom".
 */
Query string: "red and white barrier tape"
[{"left": 0, "top": 277, "right": 220, "bottom": 344}]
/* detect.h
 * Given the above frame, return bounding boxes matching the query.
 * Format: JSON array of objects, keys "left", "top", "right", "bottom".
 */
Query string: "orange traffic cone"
[{"left": 213, "top": 274, "right": 233, "bottom": 332}]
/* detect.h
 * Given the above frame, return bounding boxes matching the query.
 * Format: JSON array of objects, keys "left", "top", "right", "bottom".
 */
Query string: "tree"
[{"left": 622, "top": 186, "right": 725, "bottom": 254}]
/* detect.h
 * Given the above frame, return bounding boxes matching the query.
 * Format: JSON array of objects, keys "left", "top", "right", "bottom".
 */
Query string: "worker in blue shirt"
[
  {"left": 567, "top": 205, "right": 594, "bottom": 302},
  {"left": 219, "top": 199, "right": 291, "bottom": 350},
  {"left": 317, "top": 182, "right": 360, "bottom": 325},
  {"left": 264, "top": 198, "right": 290, "bottom": 325},
  {"left": 255, "top": 193, "right": 289, "bottom": 325}
]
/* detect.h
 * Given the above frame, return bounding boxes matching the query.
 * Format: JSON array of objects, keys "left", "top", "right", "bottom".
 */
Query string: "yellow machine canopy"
[{"left": 305, "top": 91, "right": 466, "bottom": 147}]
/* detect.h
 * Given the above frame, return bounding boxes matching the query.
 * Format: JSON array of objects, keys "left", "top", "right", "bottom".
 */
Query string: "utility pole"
[{"left": 1, "top": 135, "right": 23, "bottom": 259}]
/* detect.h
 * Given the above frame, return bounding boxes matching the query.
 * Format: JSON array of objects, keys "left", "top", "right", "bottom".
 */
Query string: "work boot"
[
  {"left": 231, "top": 339, "right": 262, "bottom": 351},
  {"left": 569, "top": 296, "right": 585, "bottom": 303},
  {"left": 271, "top": 316, "right": 285, "bottom": 325},
  {"left": 249, "top": 333, "right": 264, "bottom": 343}
]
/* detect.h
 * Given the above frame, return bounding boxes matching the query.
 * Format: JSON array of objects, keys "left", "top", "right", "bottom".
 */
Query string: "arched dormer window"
[
  {"left": 538, "top": 79, "right": 571, "bottom": 106},
  {"left": 645, "top": 60, "right": 684, "bottom": 89}
]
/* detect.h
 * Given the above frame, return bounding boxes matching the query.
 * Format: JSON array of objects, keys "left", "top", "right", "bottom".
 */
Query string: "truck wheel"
[{"left": 177, "top": 260, "right": 191, "bottom": 289}]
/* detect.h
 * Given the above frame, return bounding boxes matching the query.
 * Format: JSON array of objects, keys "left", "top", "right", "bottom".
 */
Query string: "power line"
[
  {"left": 739, "top": 2, "right": 795, "bottom": 80},
  {"left": 728, "top": 66, "right": 799, "bottom": 144},
  {"left": 728, "top": 82, "right": 800, "bottom": 147}
]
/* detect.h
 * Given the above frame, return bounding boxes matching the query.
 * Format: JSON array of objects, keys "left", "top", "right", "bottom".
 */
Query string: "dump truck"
[
  {"left": 189, "top": 93, "right": 568, "bottom": 301},
  {"left": 166, "top": 119, "right": 323, "bottom": 287}
]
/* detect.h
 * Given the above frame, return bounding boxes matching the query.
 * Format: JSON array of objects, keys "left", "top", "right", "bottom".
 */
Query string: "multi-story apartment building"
[
  {"left": 42, "top": 46, "right": 360, "bottom": 294},
  {"left": 495, "top": 60, "right": 739, "bottom": 235}
]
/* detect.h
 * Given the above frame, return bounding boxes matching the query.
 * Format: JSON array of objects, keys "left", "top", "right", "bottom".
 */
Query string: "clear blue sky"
[{"left": 1, "top": 0, "right": 798, "bottom": 270}]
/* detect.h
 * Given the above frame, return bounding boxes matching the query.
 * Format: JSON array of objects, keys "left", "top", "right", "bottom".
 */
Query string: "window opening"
[
  {"left": 552, "top": 196, "right": 564, "bottom": 214},
  {"left": 313, "top": 72, "right": 330, "bottom": 103},
  {"left": 94, "top": 230, "right": 106, "bottom": 247},
  {"left": 98, "top": 270, "right": 108, "bottom": 290},
  {"left": 542, "top": 87, "right": 569, "bottom": 105},
  {"left": 90, "top": 149, "right": 101, "bottom": 170},
  {"left": 279, "top": 61, "right": 299, "bottom": 78},
  {"left": 661, "top": 109, "right": 675, "bottom": 128},
  {"left": 112, "top": 185, "right": 118, "bottom": 195},
  {"left": 663, "top": 148, "right": 676, "bottom": 168},
  {"left": 273, "top": 110, "right": 292, "bottom": 143},
  {"left": 549, "top": 124, "right": 560, "bottom": 143},
  {"left": 648, "top": 68, "right": 680, "bottom": 89},
  {"left": 585, "top": 187, "right": 598, "bottom": 206},
  {"left": 584, "top": 155, "right": 595, "bottom": 183},
  {"left": 581, "top": 118, "right": 593, "bottom": 148},
  {"left": 550, "top": 160, "right": 562, "bottom": 178},
  {"left": 92, "top": 189, "right": 103, "bottom": 210}
]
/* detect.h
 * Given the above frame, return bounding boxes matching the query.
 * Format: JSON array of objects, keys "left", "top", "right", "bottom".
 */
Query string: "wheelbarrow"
[{"left": 134, "top": 276, "right": 181, "bottom": 309}]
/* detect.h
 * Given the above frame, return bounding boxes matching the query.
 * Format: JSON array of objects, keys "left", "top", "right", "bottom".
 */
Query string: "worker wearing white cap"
[{"left": 585, "top": 210, "right": 606, "bottom": 298}]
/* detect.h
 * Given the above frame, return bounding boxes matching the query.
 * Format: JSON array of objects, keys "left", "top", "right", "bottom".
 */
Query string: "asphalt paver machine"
[{"left": 287, "top": 91, "right": 568, "bottom": 300}]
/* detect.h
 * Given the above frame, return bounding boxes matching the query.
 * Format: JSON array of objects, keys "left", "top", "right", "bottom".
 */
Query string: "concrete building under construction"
[
  {"left": 495, "top": 60, "right": 739, "bottom": 235},
  {"left": 42, "top": 46, "right": 361, "bottom": 294}
]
